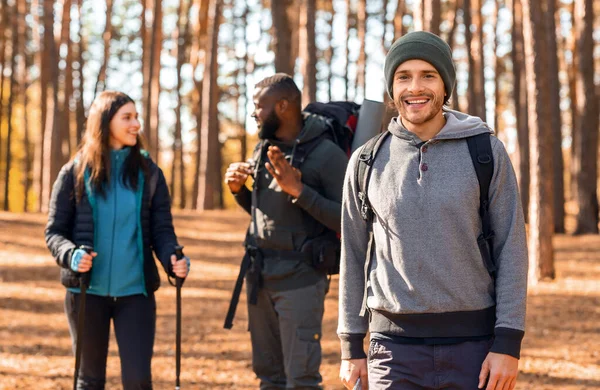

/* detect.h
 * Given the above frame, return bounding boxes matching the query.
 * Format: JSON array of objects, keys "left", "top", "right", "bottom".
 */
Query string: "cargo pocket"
[
  {"left": 295, "top": 327, "right": 322, "bottom": 378},
  {"left": 367, "top": 339, "right": 378, "bottom": 358},
  {"left": 367, "top": 339, "right": 391, "bottom": 363}
]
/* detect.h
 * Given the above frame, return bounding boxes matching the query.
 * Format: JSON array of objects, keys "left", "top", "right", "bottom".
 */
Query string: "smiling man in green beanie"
[{"left": 337, "top": 31, "right": 528, "bottom": 390}]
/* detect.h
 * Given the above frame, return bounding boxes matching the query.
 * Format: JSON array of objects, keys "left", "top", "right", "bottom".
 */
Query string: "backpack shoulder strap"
[
  {"left": 290, "top": 134, "right": 326, "bottom": 169},
  {"left": 466, "top": 132, "right": 497, "bottom": 276},
  {"left": 466, "top": 133, "right": 493, "bottom": 210},
  {"left": 355, "top": 131, "right": 390, "bottom": 222},
  {"left": 355, "top": 130, "right": 390, "bottom": 318}
]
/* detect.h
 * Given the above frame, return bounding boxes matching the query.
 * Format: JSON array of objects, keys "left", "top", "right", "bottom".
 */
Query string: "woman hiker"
[{"left": 45, "top": 90, "right": 190, "bottom": 389}]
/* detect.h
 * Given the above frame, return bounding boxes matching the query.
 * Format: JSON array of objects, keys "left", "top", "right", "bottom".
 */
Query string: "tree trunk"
[
  {"left": 190, "top": 0, "right": 210, "bottom": 210},
  {"left": 93, "top": 0, "right": 114, "bottom": 99},
  {"left": 197, "top": 0, "right": 222, "bottom": 210},
  {"left": 299, "top": 0, "right": 316, "bottom": 106},
  {"left": 75, "top": 0, "right": 86, "bottom": 145},
  {"left": 393, "top": 0, "right": 405, "bottom": 39},
  {"left": 141, "top": 0, "right": 151, "bottom": 148},
  {"left": 325, "top": 3, "right": 334, "bottom": 100},
  {"left": 41, "top": 0, "right": 63, "bottom": 213},
  {"left": 492, "top": 0, "right": 501, "bottom": 135},
  {"left": 356, "top": 0, "right": 366, "bottom": 99},
  {"left": 59, "top": 0, "right": 73, "bottom": 157},
  {"left": 240, "top": 1, "right": 250, "bottom": 161},
  {"left": 572, "top": 0, "right": 599, "bottom": 234},
  {"left": 414, "top": 0, "right": 423, "bottom": 31},
  {"left": 21, "top": 0, "right": 31, "bottom": 211},
  {"left": 344, "top": 0, "right": 352, "bottom": 100},
  {"left": 32, "top": 0, "right": 44, "bottom": 211},
  {"left": 567, "top": 0, "right": 577, "bottom": 201},
  {"left": 462, "top": 0, "right": 473, "bottom": 111},
  {"left": 510, "top": 0, "right": 529, "bottom": 221},
  {"left": 191, "top": 78, "right": 203, "bottom": 210},
  {"left": 545, "top": 0, "right": 565, "bottom": 233},
  {"left": 172, "top": 0, "right": 191, "bottom": 209},
  {"left": 0, "top": 0, "right": 8, "bottom": 205},
  {"left": 271, "top": 0, "right": 295, "bottom": 75},
  {"left": 522, "top": 0, "right": 555, "bottom": 283},
  {"left": 423, "top": 0, "right": 441, "bottom": 34},
  {"left": 465, "top": 0, "right": 486, "bottom": 119},
  {"left": 145, "top": 0, "right": 163, "bottom": 160},
  {"left": 446, "top": 0, "right": 460, "bottom": 111},
  {"left": 382, "top": 0, "right": 390, "bottom": 51},
  {"left": 3, "top": 0, "right": 18, "bottom": 211}
]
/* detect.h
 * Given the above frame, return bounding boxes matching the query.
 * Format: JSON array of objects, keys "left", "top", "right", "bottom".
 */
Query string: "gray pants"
[
  {"left": 247, "top": 277, "right": 327, "bottom": 389},
  {"left": 368, "top": 338, "right": 493, "bottom": 389}
]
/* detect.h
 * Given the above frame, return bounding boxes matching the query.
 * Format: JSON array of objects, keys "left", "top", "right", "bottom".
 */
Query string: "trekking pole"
[
  {"left": 174, "top": 245, "right": 184, "bottom": 390},
  {"left": 73, "top": 245, "right": 93, "bottom": 390}
]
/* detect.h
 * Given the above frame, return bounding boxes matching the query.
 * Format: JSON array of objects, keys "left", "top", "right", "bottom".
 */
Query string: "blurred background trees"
[{"left": 0, "top": 0, "right": 598, "bottom": 281}]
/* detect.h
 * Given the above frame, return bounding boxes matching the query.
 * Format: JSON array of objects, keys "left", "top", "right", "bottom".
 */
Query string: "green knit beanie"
[{"left": 384, "top": 31, "right": 456, "bottom": 102}]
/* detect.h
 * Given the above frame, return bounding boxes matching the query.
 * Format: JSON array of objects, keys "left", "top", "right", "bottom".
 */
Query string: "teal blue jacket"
[{"left": 69, "top": 148, "right": 147, "bottom": 297}]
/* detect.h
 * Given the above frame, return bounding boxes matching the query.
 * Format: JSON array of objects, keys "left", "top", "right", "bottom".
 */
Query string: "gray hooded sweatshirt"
[
  {"left": 234, "top": 114, "right": 348, "bottom": 291},
  {"left": 338, "top": 109, "right": 528, "bottom": 360}
]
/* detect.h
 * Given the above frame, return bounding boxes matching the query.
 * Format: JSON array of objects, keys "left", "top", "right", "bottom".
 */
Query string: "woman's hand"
[
  {"left": 70, "top": 249, "right": 97, "bottom": 273},
  {"left": 171, "top": 255, "right": 190, "bottom": 278}
]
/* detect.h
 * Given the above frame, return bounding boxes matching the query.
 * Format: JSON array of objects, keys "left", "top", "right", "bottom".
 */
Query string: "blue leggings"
[{"left": 65, "top": 291, "right": 156, "bottom": 390}]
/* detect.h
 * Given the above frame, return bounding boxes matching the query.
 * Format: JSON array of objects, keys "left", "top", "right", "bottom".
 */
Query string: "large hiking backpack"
[
  {"left": 354, "top": 131, "right": 496, "bottom": 316},
  {"left": 297, "top": 101, "right": 361, "bottom": 157}
]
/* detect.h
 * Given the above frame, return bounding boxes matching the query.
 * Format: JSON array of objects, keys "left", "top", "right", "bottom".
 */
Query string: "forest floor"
[{"left": 0, "top": 210, "right": 598, "bottom": 389}]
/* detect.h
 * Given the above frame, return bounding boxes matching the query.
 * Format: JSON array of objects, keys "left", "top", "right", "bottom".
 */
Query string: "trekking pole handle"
[
  {"left": 174, "top": 245, "right": 185, "bottom": 284},
  {"left": 174, "top": 245, "right": 184, "bottom": 260},
  {"left": 78, "top": 245, "right": 94, "bottom": 288}
]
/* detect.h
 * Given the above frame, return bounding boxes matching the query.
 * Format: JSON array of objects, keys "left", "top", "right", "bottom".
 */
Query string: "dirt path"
[{"left": 0, "top": 210, "right": 598, "bottom": 389}]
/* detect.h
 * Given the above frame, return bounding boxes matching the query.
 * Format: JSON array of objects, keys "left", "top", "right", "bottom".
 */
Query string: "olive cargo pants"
[{"left": 247, "top": 277, "right": 327, "bottom": 389}]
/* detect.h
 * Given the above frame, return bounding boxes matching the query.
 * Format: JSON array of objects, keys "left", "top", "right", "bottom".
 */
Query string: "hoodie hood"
[
  {"left": 388, "top": 108, "right": 492, "bottom": 145},
  {"left": 296, "top": 113, "right": 333, "bottom": 144}
]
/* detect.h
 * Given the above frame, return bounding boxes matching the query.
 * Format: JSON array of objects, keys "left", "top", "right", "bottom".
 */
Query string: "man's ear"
[{"left": 277, "top": 99, "right": 288, "bottom": 114}]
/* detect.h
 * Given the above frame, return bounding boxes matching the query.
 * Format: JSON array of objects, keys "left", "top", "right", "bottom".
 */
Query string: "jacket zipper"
[{"left": 107, "top": 155, "right": 119, "bottom": 296}]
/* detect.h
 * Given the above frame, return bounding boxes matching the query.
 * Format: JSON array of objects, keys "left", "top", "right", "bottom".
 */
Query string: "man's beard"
[
  {"left": 394, "top": 92, "right": 444, "bottom": 126},
  {"left": 258, "top": 110, "right": 281, "bottom": 140}
]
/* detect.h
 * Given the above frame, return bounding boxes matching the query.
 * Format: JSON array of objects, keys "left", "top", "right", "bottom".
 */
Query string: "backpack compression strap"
[
  {"left": 466, "top": 133, "right": 497, "bottom": 276},
  {"left": 355, "top": 130, "right": 390, "bottom": 317}
]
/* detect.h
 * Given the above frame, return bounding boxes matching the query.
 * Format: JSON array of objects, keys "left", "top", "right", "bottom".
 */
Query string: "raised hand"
[{"left": 265, "top": 146, "right": 303, "bottom": 198}]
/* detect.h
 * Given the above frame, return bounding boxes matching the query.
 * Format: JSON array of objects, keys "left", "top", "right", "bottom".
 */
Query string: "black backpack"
[
  {"left": 354, "top": 131, "right": 496, "bottom": 316},
  {"left": 300, "top": 101, "right": 361, "bottom": 156}
]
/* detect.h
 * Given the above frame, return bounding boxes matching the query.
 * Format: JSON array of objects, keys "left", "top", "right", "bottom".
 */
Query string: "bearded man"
[{"left": 225, "top": 74, "right": 348, "bottom": 389}]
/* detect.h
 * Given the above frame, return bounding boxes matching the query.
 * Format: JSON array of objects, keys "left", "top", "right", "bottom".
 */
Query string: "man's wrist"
[
  {"left": 287, "top": 183, "right": 304, "bottom": 199},
  {"left": 231, "top": 185, "right": 249, "bottom": 195},
  {"left": 491, "top": 327, "right": 524, "bottom": 359},
  {"left": 339, "top": 333, "right": 367, "bottom": 360}
]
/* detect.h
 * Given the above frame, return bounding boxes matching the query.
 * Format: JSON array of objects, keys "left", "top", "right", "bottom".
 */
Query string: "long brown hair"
[{"left": 75, "top": 91, "right": 148, "bottom": 201}]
